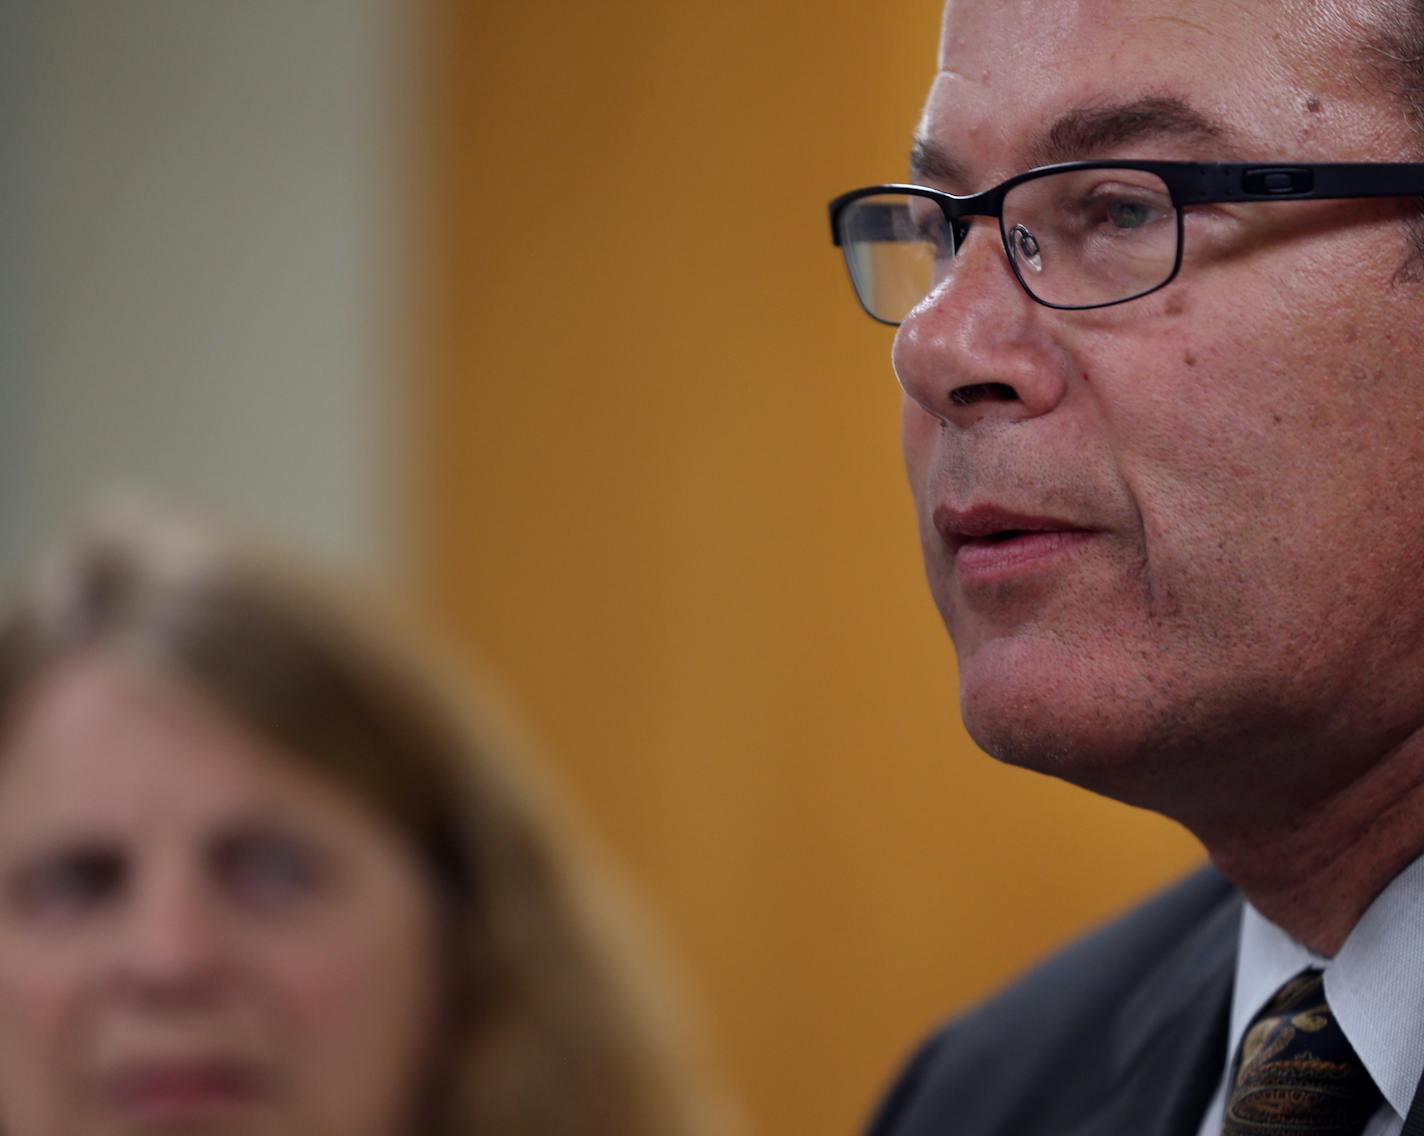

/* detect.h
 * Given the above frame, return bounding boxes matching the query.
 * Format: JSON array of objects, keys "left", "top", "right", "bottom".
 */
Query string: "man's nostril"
[{"left": 949, "top": 382, "right": 1017, "bottom": 407}]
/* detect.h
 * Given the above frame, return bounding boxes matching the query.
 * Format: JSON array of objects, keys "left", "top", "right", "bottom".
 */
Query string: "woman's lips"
[{"left": 105, "top": 1060, "right": 266, "bottom": 1118}]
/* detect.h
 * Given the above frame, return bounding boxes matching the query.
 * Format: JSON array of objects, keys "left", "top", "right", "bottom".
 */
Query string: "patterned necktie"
[{"left": 1221, "top": 969, "right": 1381, "bottom": 1135}]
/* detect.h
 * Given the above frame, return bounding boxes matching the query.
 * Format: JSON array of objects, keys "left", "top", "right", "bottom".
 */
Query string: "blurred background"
[{"left": 3, "top": 1, "right": 1205, "bottom": 1131}]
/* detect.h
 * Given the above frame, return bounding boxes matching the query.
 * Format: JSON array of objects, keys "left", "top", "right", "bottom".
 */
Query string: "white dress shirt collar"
[
  {"left": 1327, "top": 853, "right": 1424, "bottom": 1120},
  {"left": 1197, "top": 852, "right": 1424, "bottom": 1136}
]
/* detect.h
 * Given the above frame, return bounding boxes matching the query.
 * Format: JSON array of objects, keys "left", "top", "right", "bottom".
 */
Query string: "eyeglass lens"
[{"left": 837, "top": 168, "right": 1179, "bottom": 321}]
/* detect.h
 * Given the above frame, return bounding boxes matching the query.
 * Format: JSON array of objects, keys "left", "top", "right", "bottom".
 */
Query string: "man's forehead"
[
  {"left": 921, "top": 0, "right": 1403, "bottom": 183},
  {"left": 937, "top": 0, "right": 1376, "bottom": 67},
  {"left": 938, "top": 0, "right": 1225, "bottom": 68}
]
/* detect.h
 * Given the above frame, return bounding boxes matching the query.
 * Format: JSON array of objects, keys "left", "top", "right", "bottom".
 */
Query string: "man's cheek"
[{"left": 900, "top": 398, "right": 941, "bottom": 482}]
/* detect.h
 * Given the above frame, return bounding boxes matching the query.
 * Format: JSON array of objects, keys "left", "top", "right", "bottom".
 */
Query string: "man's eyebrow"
[
  {"left": 1029, "top": 96, "right": 1234, "bottom": 167},
  {"left": 909, "top": 96, "right": 1237, "bottom": 188},
  {"left": 909, "top": 136, "right": 967, "bottom": 185}
]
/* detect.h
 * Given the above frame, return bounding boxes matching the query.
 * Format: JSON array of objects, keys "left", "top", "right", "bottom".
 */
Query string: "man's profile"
[{"left": 830, "top": 2, "right": 1424, "bottom": 1133}]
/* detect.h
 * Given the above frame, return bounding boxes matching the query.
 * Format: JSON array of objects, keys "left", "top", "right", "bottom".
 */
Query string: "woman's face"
[{"left": 0, "top": 652, "right": 445, "bottom": 1136}]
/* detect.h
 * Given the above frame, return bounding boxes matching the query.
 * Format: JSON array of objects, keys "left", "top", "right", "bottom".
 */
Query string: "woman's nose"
[{"left": 111, "top": 870, "right": 229, "bottom": 1006}]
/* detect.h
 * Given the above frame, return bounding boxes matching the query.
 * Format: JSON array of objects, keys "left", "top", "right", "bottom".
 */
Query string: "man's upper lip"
[{"left": 932, "top": 504, "right": 1091, "bottom": 551}]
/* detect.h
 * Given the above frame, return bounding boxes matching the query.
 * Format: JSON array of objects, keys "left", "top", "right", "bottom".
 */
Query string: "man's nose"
[{"left": 891, "top": 225, "right": 1072, "bottom": 428}]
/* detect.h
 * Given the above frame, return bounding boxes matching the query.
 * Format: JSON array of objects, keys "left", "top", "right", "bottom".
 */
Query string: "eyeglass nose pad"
[{"left": 1008, "top": 224, "right": 1043, "bottom": 274}]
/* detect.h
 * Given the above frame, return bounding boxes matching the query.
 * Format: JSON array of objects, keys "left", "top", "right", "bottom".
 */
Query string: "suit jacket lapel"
[{"left": 1066, "top": 889, "right": 1240, "bottom": 1136}]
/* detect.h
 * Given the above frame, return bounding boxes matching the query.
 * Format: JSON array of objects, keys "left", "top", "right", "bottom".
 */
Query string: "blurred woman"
[{"left": 0, "top": 498, "right": 721, "bottom": 1136}]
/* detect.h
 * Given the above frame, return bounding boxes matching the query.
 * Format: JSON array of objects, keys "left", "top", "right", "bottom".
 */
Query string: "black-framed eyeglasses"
[{"left": 828, "top": 161, "right": 1424, "bottom": 324}]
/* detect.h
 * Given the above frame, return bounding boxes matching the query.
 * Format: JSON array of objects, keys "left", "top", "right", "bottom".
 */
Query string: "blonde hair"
[{"left": 0, "top": 498, "right": 725, "bottom": 1136}]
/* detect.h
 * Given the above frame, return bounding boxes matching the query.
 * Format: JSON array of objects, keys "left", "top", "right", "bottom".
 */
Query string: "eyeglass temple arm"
[{"left": 1172, "top": 162, "right": 1424, "bottom": 205}]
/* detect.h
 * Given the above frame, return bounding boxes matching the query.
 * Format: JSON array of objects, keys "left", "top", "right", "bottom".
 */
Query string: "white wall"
[{"left": 0, "top": 0, "right": 411, "bottom": 580}]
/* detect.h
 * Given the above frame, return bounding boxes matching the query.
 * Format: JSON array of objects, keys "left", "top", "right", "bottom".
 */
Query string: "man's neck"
[{"left": 1199, "top": 744, "right": 1424, "bottom": 956}]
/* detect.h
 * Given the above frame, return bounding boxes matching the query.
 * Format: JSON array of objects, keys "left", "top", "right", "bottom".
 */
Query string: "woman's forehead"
[{"left": 0, "top": 655, "right": 317, "bottom": 837}]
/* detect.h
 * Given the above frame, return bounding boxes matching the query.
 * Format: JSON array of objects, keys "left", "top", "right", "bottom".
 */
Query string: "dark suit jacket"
[{"left": 866, "top": 867, "right": 1241, "bottom": 1136}]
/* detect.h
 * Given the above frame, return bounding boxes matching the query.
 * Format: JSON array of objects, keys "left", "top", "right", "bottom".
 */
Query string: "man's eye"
[
  {"left": 907, "top": 209, "right": 953, "bottom": 253},
  {"left": 1105, "top": 198, "right": 1161, "bottom": 230},
  {"left": 8, "top": 848, "right": 125, "bottom": 919},
  {"left": 215, "top": 831, "right": 325, "bottom": 906}
]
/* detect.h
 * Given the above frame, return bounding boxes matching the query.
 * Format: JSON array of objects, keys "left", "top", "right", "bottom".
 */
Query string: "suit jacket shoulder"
[{"left": 866, "top": 866, "right": 1241, "bottom": 1136}]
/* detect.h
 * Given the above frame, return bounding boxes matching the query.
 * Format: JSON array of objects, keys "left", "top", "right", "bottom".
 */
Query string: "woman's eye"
[
  {"left": 215, "top": 831, "right": 325, "bottom": 906},
  {"left": 8, "top": 848, "right": 125, "bottom": 919}
]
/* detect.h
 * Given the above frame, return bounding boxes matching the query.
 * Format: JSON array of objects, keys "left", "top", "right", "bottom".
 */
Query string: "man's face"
[{"left": 900, "top": 0, "right": 1424, "bottom": 816}]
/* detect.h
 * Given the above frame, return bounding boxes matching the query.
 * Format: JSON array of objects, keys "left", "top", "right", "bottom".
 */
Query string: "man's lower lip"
[{"left": 953, "top": 530, "right": 1095, "bottom": 580}]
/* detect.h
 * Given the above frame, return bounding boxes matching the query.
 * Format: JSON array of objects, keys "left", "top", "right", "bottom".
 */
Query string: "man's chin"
[{"left": 955, "top": 637, "right": 1166, "bottom": 794}]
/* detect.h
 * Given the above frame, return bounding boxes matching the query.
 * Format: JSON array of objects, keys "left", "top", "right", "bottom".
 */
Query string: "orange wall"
[{"left": 421, "top": 3, "right": 1205, "bottom": 1132}]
